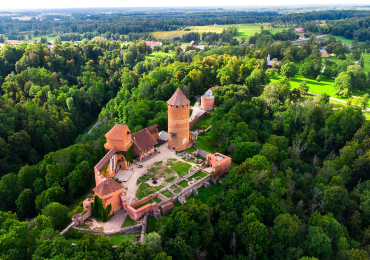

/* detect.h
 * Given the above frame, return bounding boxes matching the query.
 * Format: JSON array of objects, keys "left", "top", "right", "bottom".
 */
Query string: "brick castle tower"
[{"left": 167, "top": 88, "right": 190, "bottom": 151}]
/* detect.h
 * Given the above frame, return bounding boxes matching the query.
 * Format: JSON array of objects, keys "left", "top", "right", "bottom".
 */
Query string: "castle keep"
[{"left": 167, "top": 88, "right": 191, "bottom": 151}]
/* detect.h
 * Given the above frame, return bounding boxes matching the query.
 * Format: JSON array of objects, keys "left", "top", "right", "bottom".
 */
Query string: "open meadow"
[{"left": 151, "top": 23, "right": 290, "bottom": 40}]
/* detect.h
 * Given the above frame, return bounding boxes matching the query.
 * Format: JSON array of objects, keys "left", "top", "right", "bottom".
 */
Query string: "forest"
[{"left": 2, "top": 6, "right": 370, "bottom": 260}]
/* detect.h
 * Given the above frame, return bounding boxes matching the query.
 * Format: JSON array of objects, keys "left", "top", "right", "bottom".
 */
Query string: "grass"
[
  {"left": 195, "top": 132, "right": 215, "bottom": 153},
  {"left": 166, "top": 177, "right": 176, "bottom": 183},
  {"left": 121, "top": 216, "right": 137, "bottom": 228},
  {"left": 77, "top": 224, "right": 91, "bottom": 229},
  {"left": 178, "top": 180, "right": 189, "bottom": 188},
  {"left": 136, "top": 182, "right": 156, "bottom": 200},
  {"left": 170, "top": 185, "right": 177, "bottom": 190},
  {"left": 362, "top": 53, "right": 370, "bottom": 74},
  {"left": 185, "top": 147, "right": 197, "bottom": 154},
  {"left": 170, "top": 161, "right": 192, "bottom": 177},
  {"left": 188, "top": 182, "right": 223, "bottom": 205},
  {"left": 153, "top": 196, "right": 162, "bottom": 203},
  {"left": 187, "top": 158, "right": 199, "bottom": 164},
  {"left": 174, "top": 189, "right": 181, "bottom": 194},
  {"left": 109, "top": 232, "right": 141, "bottom": 245},
  {"left": 151, "top": 23, "right": 289, "bottom": 40},
  {"left": 191, "top": 115, "right": 212, "bottom": 130},
  {"left": 165, "top": 168, "right": 173, "bottom": 174},
  {"left": 162, "top": 190, "right": 173, "bottom": 198},
  {"left": 324, "top": 35, "right": 352, "bottom": 45},
  {"left": 191, "top": 171, "right": 207, "bottom": 179},
  {"left": 148, "top": 167, "right": 157, "bottom": 174},
  {"left": 154, "top": 161, "right": 163, "bottom": 166},
  {"left": 146, "top": 51, "right": 174, "bottom": 60},
  {"left": 196, "top": 155, "right": 206, "bottom": 160}
]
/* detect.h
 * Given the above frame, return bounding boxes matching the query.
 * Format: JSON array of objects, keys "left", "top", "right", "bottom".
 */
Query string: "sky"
[{"left": 1, "top": 0, "right": 370, "bottom": 10}]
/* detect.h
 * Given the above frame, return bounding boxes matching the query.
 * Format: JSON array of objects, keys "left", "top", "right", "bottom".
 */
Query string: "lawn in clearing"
[
  {"left": 146, "top": 51, "right": 174, "bottom": 60},
  {"left": 188, "top": 182, "right": 223, "bottom": 205},
  {"left": 324, "top": 35, "right": 352, "bottom": 45},
  {"left": 109, "top": 232, "right": 141, "bottom": 245},
  {"left": 166, "top": 177, "right": 176, "bottom": 183},
  {"left": 191, "top": 115, "right": 212, "bottom": 130},
  {"left": 161, "top": 190, "right": 173, "bottom": 198},
  {"left": 270, "top": 74, "right": 341, "bottom": 99},
  {"left": 121, "top": 216, "right": 137, "bottom": 228},
  {"left": 151, "top": 23, "right": 290, "bottom": 40},
  {"left": 195, "top": 132, "right": 215, "bottom": 153},
  {"left": 178, "top": 180, "right": 189, "bottom": 188},
  {"left": 362, "top": 53, "right": 370, "bottom": 74}
]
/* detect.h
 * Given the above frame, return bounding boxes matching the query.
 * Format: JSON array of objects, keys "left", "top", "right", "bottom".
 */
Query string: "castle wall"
[
  {"left": 168, "top": 104, "right": 190, "bottom": 151},
  {"left": 201, "top": 96, "right": 215, "bottom": 111},
  {"left": 102, "top": 190, "right": 123, "bottom": 213}
]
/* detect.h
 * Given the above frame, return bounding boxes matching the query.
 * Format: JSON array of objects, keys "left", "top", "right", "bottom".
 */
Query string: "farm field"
[
  {"left": 151, "top": 23, "right": 290, "bottom": 40},
  {"left": 324, "top": 35, "right": 352, "bottom": 45},
  {"left": 146, "top": 51, "right": 174, "bottom": 60}
]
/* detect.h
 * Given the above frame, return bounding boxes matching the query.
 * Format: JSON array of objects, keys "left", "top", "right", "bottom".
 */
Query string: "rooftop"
[
  {"left": 105, "top": 124, "right": 131, "bottom": 141},
  {"left": 167, "top": 88, "right": 190, "bottom": 106},
  {"left": 132, "top": 128, "right": 158, "bottom": 152},
  {"left": 93, "top": 179, "right": 122, "bottom": 197},
  {"left": 202, "top": 95, "right": 215, "bottom": 99},
  {"left": 95, "top": 147, "right": 118, "bottom": 171}
]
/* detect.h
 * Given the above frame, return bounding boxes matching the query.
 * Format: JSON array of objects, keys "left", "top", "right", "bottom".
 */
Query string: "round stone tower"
[{"left": 167, "top": 88, "right": 190, "bottom": 151}]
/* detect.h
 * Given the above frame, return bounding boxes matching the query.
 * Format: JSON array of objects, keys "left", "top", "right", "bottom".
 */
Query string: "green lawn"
[
  {"left": 191, "top": 115, "right": 212, "bottom": 130},
  {"left": 166, "top": 177, "right": 175, "bottom": 183},
  {"left": 178, "top": 180, "right": 189, "bottom": 188},
  {"left": 191, "top": 171, "right": 207, "bottom": 179},
  {"left": 271, "top": 74, "right": 338, "bottom": 97},
  {"left": 121, "top": 216, "right": 137, "bottom": 228},
  {"left": 174, "top": 189, "right": 181, "bottom": 194},
  {"left": 362, "top": 53, "right": 370, "bottom": 74},
  {"left": 109, "top": 232, "right": 141, "bottom": 245},
  {"left": 167, "top": 161, "right": 192, "bottom": 177},
  {"left": 154, "top": 161, "right": 163, "bottom": 166},
  {"left": 162, "top": 190, "right": 173, "bottom": 198},
  {"left": 151, "top": 23, "right": 290, "bottom": 40},
  {"left": 324, "top": 35, "right": 352, "bottom": 45},
  {"left": 136, "top": 182, "right": 156, "bottom": 200},
  {"left": 187, "top": 182, "right": 223, "bottom": 205},
  {"left": 146, "top": 51, "right": 174, "bottom": 60},
  {"left": 153, "top": 196, "right": 162, "bottom": 203},
  {"left": 185, "top": 147, "right": 197, "bottom": 154},
  {"left": 195, "top": 132, "right": 215, "bottom": 153}
]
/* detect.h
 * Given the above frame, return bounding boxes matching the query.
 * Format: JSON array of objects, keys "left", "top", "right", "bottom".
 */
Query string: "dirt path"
[{"left": 190, "top": 96, "right": 205, "bottom": 121}]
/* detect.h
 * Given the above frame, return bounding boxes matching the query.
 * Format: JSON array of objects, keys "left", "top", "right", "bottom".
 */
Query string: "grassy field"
[
  {"left": 191, "top": 171, "right": 207, "bottom": 179},
  {"left": 109, "top": 232, "right": 140, "bottom": 245},
  {"left": 195, "top": 132, "right": 215, "bottom": 153},
  {"left": 271, "top": 74, "right": 341, "bottom": 99},
  {"left": 324, "top": 35, "right": 352, "bottom": 45},
  {"left": 166, "top": 160, "right": 192, "bottom": 177},
  {"left": 362, "top": 53, "right": 370, "bottom": 74},
  {"left": 153, "top": 196, "right": 162, "bottom": 203},
  {"left": 162, "top": 190, "right": 173, "bottom": 198},
  {"left": 146, "top": 51, "right": 174, "bottom": 60},
  {"left": 121, "top": 216, "right": 137, "bottom": 228},
  {"left": 187, "top": 182, "right": 223, "bottom": 205},
  {"left": 191, "top": 115, "right": 212, "bottom": 130},
  {"left": 178, "top": 180, "right": 189, "bottom": 188},
  {"left": 151, "top": 23, "right": 290, "bottom": 40}
]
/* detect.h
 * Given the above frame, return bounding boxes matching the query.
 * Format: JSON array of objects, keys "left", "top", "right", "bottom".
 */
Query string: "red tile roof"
[
  {"left": 93, "top": 179, "right": 122, "bottom": 197},
  {"left": 146, "top": 124, "right": 158, "bottom": 133},
  {"left": 132, "top": 128, "right": 158, "bottom": 152},
  {"left": 95, "top": 147, "right": 117, "bottom": 171},
  {"left": 210, "top": 85, "right": 219, "bottom": 91},
  {"left": 167, "top": 88, "right": 190, "bottom": 106},
  {"left": 105, "top": 124, "right": 130, "bottom": 141}
]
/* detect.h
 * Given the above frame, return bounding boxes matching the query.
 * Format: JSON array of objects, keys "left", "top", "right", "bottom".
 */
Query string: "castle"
[{"left": 82, "top": 88, "right": 231, "bottom": 221}]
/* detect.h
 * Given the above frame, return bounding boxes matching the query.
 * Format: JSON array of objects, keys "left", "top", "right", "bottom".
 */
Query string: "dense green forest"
[{"left": 2, "top": 7, "right": 370, "bottom": 260}]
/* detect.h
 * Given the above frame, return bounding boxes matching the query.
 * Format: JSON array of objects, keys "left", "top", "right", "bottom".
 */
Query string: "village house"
[
  {"left": 267, "top": 54, "right": 281, "bottom": 68},
  {"left": 145, "top": 41, "right": 162, "bottom": 49},
  {"left": 294, "top": 28, "right": 304, "bottom": 32},
  {"left": 299, "top": 35, "right": 306, "bottom": 40},
  {"left": 320, "top": 50, "right": 329, "bottom": 58}
]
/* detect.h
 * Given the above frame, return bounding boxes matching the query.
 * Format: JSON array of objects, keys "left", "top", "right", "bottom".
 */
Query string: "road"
[
  {"left": 190, "top": 96, "right": 205, "bottom": 121},
  {"left": 292, "top": 33, "right": 332, "bottom": 43}
]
